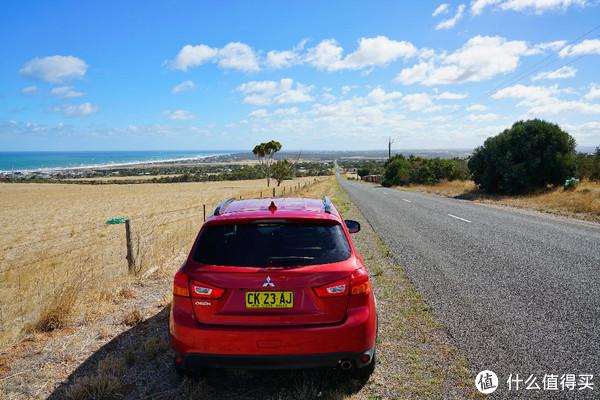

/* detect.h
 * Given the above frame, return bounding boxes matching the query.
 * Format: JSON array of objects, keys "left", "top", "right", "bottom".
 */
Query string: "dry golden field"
[{"left": 0, "top": 177, "right": 330, "bottom": 349}]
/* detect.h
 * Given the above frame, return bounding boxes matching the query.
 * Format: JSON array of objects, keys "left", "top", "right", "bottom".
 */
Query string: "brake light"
[
  {"left": 314, "top": 268, "right": 371, "bottom": 298},
  {"left": 190, "top": 280, "right": 225, "bottom": 299},
  {"left": 350, "top": 267, "right": 370, "bottom": 295},
  {"left": 314, "top": 277, "right": 350, "bottom": 298},
  {"left": 173, "top": 270, "right": 190, "bottom": 297}
]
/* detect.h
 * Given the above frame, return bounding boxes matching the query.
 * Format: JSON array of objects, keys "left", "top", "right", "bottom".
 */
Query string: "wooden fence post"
[
  {"left": 125, "top": 219, "right": 135, "bottom": 274},
  {"left": 273, "top": 187, "right": 276, "bottom": 197}
]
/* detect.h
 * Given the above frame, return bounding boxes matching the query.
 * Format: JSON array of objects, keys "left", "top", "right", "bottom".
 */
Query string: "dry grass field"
[
  {"left": 403, "top": 179, "right": 600, "bottom": 222},
  {"left": 0, "top": 177, "right": 483, "bottom": 399},
  {"left": 0, "top": 177, "right": 328, "bottom": 350}
]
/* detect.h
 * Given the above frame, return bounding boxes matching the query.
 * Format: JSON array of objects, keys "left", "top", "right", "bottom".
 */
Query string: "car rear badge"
[{"left": 263, "top": 276, "right": 275, "bottom": 287}]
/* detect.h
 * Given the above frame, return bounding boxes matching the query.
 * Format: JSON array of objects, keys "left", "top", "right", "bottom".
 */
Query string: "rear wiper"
[{"left": 267, "top": 256, "right": 314, "bottom": 266}]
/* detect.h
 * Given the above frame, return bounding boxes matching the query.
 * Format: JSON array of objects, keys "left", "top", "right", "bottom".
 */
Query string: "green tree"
[
  {"left": 252, "top": 140, "right": 282, "bottom": 187},
  {"left": 381, "top": 154, "right": 410, "bottom": 187},
  {"left": 468, "top": 119, "right": 577, "bottom": 194},
  {"left": 272, "top": 159, "right": 293, "bottom": 186}
]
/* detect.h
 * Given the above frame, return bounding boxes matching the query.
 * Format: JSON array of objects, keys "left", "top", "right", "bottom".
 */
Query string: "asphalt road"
[{"left": 339, "top": 175, "right": 600, "bottom": 398}]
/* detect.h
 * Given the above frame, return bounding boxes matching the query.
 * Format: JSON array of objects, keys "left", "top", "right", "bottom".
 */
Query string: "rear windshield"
[{"left": 192, "top": 222, "right": 351, "bottom": 267}]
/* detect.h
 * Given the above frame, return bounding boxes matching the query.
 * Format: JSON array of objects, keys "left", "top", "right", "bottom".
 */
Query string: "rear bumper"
[
  {"left": 169, "top": 293, "right": 377, "bottom": 370},
  {"left": 175, "top": 345, "right": 375, "bottom": 371}
]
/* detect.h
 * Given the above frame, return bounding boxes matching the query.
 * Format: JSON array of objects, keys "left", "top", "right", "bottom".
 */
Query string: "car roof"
[{"left": 205, "top": 197, "right": 342, "bottom": 224}]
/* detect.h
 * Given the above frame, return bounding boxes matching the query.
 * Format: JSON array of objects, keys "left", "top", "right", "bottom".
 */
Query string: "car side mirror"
[{"left": 345, "top": 220, "right": 361, "bottom": 233}]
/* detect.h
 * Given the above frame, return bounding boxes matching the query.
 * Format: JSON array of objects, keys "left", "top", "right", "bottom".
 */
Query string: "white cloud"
[
  {"left": 499, "top": 0, "right": 588, "bottom": 13},
  {"left": 21, "top": 85, "right": 39, "bottom": 94},
  {"left": 20, "top": 56, "right": 88, "bottom": 84},
  {"left": 169, "top": 42, "right": 258, "bottom": 73},
  {"left": 338, "top": 36, "right": 418, "bottom": 70},
  {"left": 249, "top": 109, "right": 269, "bottom": 118},
  {"left": 304, "top": 39, "right": 344, "bottom": 71},
  {"left": 236, "top": 78, "right": 313, "bottom": 106},
  {"left": 433, "top": 4, "right": 450, "bottom": 16},
  {"left": 170, "top": 44, "right": 219, "bottom": 71},
  {"left": 50, "top": 102, "right": 100, "bottom": 117},
  {"left": 493, "top": 83, "right": 600, "bottom": 116},
  {"left": 273, "top": 107, "right": 299, "bottom": 116},
  {"left": 584, "top": 83, "right": 600, "bottom": 101},
  {"left": 470, "top": 0, "right": 502, "bottom": 15},
  {"left": 436, "top": 4, "right": 466, "bottom": 30},
  {"left": 466, "top": 113, "right": 498, "bottom": 122},
  {"left": 396, "top": 35, "right": 530, "bottom": 85},
  {"left": 166, "top": 110, "right": 197, "bottom": 121},
  {"left": 366, "top": 88, "right": 403, "bottom": 103},
  {"left": 170, "top": 36, "right": 417, "bottom": 75},
  {"left": 531, "top": 66, "right": 577, "bottom": 81},
  {"left": 264, "top": 39, "right": 308, "bottom": 69},
  {"left": 559, "top": 39, "right": 600, "bottom": 58},
  {"left": 466, "top": 104, "right": 488, "bottom": 111},
  {"left": 303, "top": 36, "right": 417, "bottom": 72},
  {"left": 218, "top": 42, "right": 260, "bottom": 73},
  {"left": 265, "top": 50, "right": 298, "bottom": 69},
  {"left": 493, "top": 83, "right": 564, "bottom": 100},
  {"left": 342, "top": 85, "right": 358, "bottom": 94},
  {"left": 436, "top": 91, "right": 468, "bottom": 100},
  {"left": 49, "top": 85, "right": 86, "bottom": 98},
  {"left": 394, "top": 62, "right": 430, "bottom": 85},
  {"left": 470, "top": 0, "right": 588, "bottom": 14},
  {"left": 401, "top": 93, "right": 433, "bottom": 111},
  {"left": 562, "top": 121, "right": 600, "bottom": 145},
  {"left": 172, "top": 80, "right": 196, "bottom": 94}
]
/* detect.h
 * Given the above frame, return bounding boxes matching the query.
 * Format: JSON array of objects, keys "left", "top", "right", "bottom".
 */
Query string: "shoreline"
[{"left": 0, "top": 152, "right": 252, "bottom": 174}]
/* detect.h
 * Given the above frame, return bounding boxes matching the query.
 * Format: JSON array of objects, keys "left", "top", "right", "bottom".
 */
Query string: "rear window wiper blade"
[{"left": 267, "top": 256, "right": 315, "bottom": 266}]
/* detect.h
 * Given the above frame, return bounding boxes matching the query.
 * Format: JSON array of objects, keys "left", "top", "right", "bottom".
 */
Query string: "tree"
[
  {"left": 272, "top": 159, "right": 292, "bottom": 186},
  {"left": 381, "top": 154, "right": 410, "bottom": 187},
  {"left": 357, "top": 168, "right": 370, "bottom": 178},
  {"left": 468, "top": 119, "right": 577, "bottom": 194},
  {"left": 252, "top": 140, "right": 282, "bottom": 187}
]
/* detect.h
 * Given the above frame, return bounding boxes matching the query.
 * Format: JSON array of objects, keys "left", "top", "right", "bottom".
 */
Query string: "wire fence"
[{"left": 0, "top": 178, "right": 327, "bottom": 346}]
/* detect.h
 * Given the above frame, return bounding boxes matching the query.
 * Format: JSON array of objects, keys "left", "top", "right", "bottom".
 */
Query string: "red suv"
[{"left": 170, "top": 196, "right": 377, "bottom": 377}]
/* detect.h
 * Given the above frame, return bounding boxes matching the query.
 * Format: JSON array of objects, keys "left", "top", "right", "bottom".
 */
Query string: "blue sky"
[{"left": 1, "top": 0, "right": 600, "bottom": 151}]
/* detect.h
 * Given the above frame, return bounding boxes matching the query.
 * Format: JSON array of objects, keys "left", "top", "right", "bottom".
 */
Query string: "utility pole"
[{"left": 388, "top": 136, "right": 394, "bottom": 160}]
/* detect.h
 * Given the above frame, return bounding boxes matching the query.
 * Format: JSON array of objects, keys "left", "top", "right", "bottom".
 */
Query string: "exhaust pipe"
[{"left": 340, "top": 360, "right": 353, "bottom": 370}]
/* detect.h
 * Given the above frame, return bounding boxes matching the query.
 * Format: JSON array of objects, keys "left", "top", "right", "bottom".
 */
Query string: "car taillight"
[
  {"left": 190, "top": 280, "right": 225, "bottom": 299},
  {"left": 350, "top": 267, "right": 370, "bottom": 295},
  {"left": 314, "top": 268, "right": 371, "bottom": 298},
  {"left": 173, "top": 270, "right": 190, "bottom": 297},
  {"left": 314, "top": 277, "right": 350, "bottom": 298}
]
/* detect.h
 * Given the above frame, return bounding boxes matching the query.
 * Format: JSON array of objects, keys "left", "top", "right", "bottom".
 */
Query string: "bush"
[
  {"left": 381, "top": 155, "right": 468, "bottom": 187},
  {"left": 468, "top": 119, "right": 577, "bottom": 194}
]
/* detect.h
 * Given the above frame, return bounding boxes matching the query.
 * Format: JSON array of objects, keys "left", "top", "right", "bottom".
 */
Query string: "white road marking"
[
  {"left": 448, "top": 214, "right": 471, "bottom": 223},
  {"left": 402, "top": 199, "right": 411, "bottom": 203}
]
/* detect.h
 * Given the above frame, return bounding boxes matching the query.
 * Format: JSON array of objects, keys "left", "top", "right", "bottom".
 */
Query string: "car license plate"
[{"left": 246, "top": 291, "right": 293, "bottom": 308}]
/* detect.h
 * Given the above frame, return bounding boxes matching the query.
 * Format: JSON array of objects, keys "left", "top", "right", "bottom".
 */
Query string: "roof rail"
[
  {"left": 214, "top": 197, "right": 235, "bottom": 216},
  {"left": 323, "top": 196, "right": 332, "bottom": 214}
]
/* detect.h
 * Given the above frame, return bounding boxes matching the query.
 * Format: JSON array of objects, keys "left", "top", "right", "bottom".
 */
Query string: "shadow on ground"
[{"left": 49, "top": 307, "right": 367, "bottom": 400}]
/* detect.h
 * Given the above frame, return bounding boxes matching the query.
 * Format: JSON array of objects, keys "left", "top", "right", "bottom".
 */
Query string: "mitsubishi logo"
[{"left": 263, "top": 276, "right": 275, "bottom": 287}]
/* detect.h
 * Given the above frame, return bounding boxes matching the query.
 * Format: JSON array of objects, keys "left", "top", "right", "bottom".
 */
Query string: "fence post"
[
  {"left": 125, "top": 219, "right": 135, "bottom": 274},
  {"left": 273, "top": 187, "right": 276, "bottom": 197}
]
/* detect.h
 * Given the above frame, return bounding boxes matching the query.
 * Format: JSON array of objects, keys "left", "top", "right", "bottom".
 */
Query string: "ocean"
[{"left": 0, "top": 150, "right": 234, "bottom": 173}]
